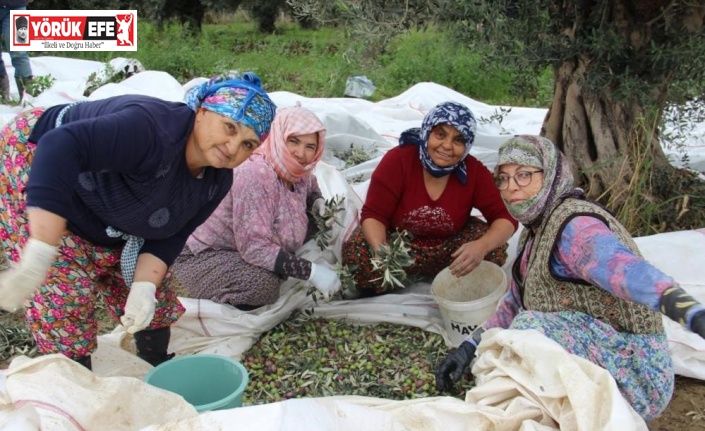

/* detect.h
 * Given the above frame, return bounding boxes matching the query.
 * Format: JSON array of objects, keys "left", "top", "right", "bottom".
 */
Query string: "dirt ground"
[{"left": 648, "top": 376, "right": 705, "bottom": 430}]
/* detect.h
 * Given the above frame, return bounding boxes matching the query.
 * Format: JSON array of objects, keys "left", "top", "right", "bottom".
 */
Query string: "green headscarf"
[{"left": 496, "top": 135, "right": 580, "bottom": 228}]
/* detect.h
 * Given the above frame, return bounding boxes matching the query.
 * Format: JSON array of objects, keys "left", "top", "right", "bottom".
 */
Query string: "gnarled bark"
[{"left": 541, "top": 0, "right": 678, "bottom": 204}]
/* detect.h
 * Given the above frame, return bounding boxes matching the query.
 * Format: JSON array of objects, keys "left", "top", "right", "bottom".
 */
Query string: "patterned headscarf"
[
  {"left": 496, "top": 135, "right": 581, "bottom": 228},
  {"left": 399, "top": 101, "right": 477, "bottom": 184},
  {"left": 185, "top": 72, "right": 277, "bottom": 141},
  {"left": 254, "top": 106, "right": 326, "bottom": 183}
]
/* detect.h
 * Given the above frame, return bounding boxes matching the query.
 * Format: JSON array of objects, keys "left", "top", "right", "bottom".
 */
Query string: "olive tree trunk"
[
  {"left": 538, "top": 0, "right": 686, "bottom": 204},
  {"left": 541, "top": 57, "right": 673, "bottom": 202}
]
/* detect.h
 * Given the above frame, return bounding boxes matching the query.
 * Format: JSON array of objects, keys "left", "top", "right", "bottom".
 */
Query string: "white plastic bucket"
[{"left": 431, "top": 261, "right": 507, "bottom": 346}]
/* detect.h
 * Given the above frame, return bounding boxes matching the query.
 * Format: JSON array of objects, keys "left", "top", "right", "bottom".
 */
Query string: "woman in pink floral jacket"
[{"left": 173, "top": 106, "right": 341, "bottom": 310}]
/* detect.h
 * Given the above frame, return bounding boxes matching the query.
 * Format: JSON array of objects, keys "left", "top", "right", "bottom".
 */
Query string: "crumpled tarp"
[
  {"left": 2, "top": 329, "right": 647, "bottom": 431},
  {"left": 1, "top": 54, "right": 704, "bottom": 430}
]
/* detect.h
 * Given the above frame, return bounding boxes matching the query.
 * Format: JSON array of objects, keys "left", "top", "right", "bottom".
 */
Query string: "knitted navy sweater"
[{"left": 27, "top": 95, "right": 233, "bottom": 266}]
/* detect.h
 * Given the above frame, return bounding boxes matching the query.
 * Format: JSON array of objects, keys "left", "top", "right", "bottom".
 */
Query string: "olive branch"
[
  {"left": 337, "top": 263, "right": 358, "bottom": 297},
  {"left": 370, "top": 229, "right": 414, "bottom": 292},
  {"left": 310, "top": 195, "right": 345, "bottom": 250},
  {"left": 336, "top": 143, "right": 376, "bottom": 168},
  {"left": 0, "top": 314, "right": 38, "bottom": 362}
]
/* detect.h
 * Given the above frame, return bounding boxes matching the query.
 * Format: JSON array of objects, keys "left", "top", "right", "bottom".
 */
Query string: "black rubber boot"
[
  {"left": 75, "top": 355, "right": 92, "bottom": 370},
  {"left": 134, "top": 326, "right": 175, "bottom": 367}
]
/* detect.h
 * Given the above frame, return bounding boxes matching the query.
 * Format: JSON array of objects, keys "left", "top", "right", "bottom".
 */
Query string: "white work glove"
[
  {"left": 121, "top": 281, "right": 157, "bottom": 334},
  {"left": 311, "top": 198, "right": 327, "bottom": 217},
  {"left": 0, "top": 238, "right": 58, "bottom": 312},
  {"left": 307, "top": 262, "right": 341, "bottom": 301}
]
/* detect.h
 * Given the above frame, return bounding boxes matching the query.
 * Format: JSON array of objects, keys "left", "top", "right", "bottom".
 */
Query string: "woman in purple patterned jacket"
[{"left": 435, "top": 134, "right": 705, "bottom": 421}]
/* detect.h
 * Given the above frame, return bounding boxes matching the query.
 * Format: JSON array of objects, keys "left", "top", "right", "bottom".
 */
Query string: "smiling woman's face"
[
  {"left": 189, "top": 108, "right": 260, "bottom": 171},
  {"left": 285, "top": 132, "right": 318, "bottom": 166},
  {"left": 426, "top": 124, "right": 466, "bottom": 167}
]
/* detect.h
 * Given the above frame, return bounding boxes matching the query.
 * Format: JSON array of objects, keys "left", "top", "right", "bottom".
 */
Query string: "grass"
[
  {"left": 374, "top": 30, "right": 518, "bottom": 103},
  {"left": 601, "top": 115, "right": 705, "bottom": 236},
  {"left": 34, "top": 20, "right": 536, "bottom": 106}
]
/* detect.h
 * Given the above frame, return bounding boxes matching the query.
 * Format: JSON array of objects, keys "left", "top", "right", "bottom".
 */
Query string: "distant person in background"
[
  {"left": 0, "top": 0, "right": 34, "bottom": 101},
  {"left": 173, "top": 106, "right": 342, "bottom": 309},
  {"left": 342, "top": 101, "right": 517, "bottom": 295}
]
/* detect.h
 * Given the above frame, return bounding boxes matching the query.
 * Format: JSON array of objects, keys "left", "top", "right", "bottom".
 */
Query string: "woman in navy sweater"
[{"left": 0, "top": 73, "right": 276, "bottom": 370}]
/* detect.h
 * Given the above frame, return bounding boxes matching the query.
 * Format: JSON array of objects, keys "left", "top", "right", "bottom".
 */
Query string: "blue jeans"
[{"left": 0, "top": 7, "right": 33, "bottom": 78}]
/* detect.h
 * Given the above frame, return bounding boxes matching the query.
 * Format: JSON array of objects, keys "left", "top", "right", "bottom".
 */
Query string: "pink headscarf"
[{"left": 254, "top": 106, "right": 326, "bottom": 183}]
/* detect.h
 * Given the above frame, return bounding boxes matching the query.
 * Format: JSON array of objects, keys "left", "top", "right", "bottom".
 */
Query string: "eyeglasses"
[{"left": 494, "top": 170, "right": 543, "bottom": 190}]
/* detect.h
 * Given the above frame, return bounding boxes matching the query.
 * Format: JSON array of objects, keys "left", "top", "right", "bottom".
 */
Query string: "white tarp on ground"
[
  {"left": 2, "top": 328, "right": 647, "bottom": 431},
  {"left": 1, "top": 54, "right": 704, "bottom": 430}
]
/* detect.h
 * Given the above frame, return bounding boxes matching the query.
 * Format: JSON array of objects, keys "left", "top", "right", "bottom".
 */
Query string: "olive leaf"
[
  {"left": 336, "top": 263, "right": 358, "bottom": 297},
  {"left": 305, "top": 282, "right": 322, "bottom": 305},
  {"left": 310, "top": 195, "right": 345, "bottom": 250},
  {"left": 370, "top": 229, "right": 414, "bottom": 292},
  {"left": 336, "top": 143, "right": 376, "bottom": 168}
]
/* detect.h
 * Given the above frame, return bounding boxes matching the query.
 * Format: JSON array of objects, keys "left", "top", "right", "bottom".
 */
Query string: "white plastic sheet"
[
  {"left": 1, "top": 329, "right": 648, "bottom": 431},
  {"left": 1, "top": 355, "right": 197, "bottom": 430},
  {"left": 1, "top": 54, "right": 704, "bottom": 429}
]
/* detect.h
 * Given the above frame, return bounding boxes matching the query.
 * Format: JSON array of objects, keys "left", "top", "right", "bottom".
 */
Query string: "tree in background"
[
  {"left": 289, "top": 0, "right": 705, "bottom": 233},
  {"left": 243, "top": 0, "right": 283, "bottom": 33},
  {"left": 28, "top": 0, "right": 204, "bottom": 33},
  {"left": 242, "top": 0, "right": 320, "bottom": 33},
  {"left": 453, "top": 0, "right": 705, "bottom": 233},
  {"left": 29, "top": 0, "right": 316, "bottom": 35},
  {"left": 288, "top": 0, "right": 440, "bottom": 56},
  {"left": 29, "top": 0, "right": 133, "bottom": 9},
  {"left": 145, "top": 0, "right": 208, "bottom": 35}
]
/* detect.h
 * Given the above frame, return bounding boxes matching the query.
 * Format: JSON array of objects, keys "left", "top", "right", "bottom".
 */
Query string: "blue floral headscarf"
[
  {"left": 399, "top": 101, "right": 477, "bottom": 184},
  {"left": 185, "top": 72, "right": 277, "bottom": 141}
]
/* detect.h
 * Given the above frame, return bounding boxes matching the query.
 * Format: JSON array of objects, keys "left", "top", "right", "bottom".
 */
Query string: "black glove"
[
  {"left": 691, "top": 310, "right": 705, "bottom": 339},
  {"left": 435, "top": 341, "right": 476, "bottom": 392}
]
